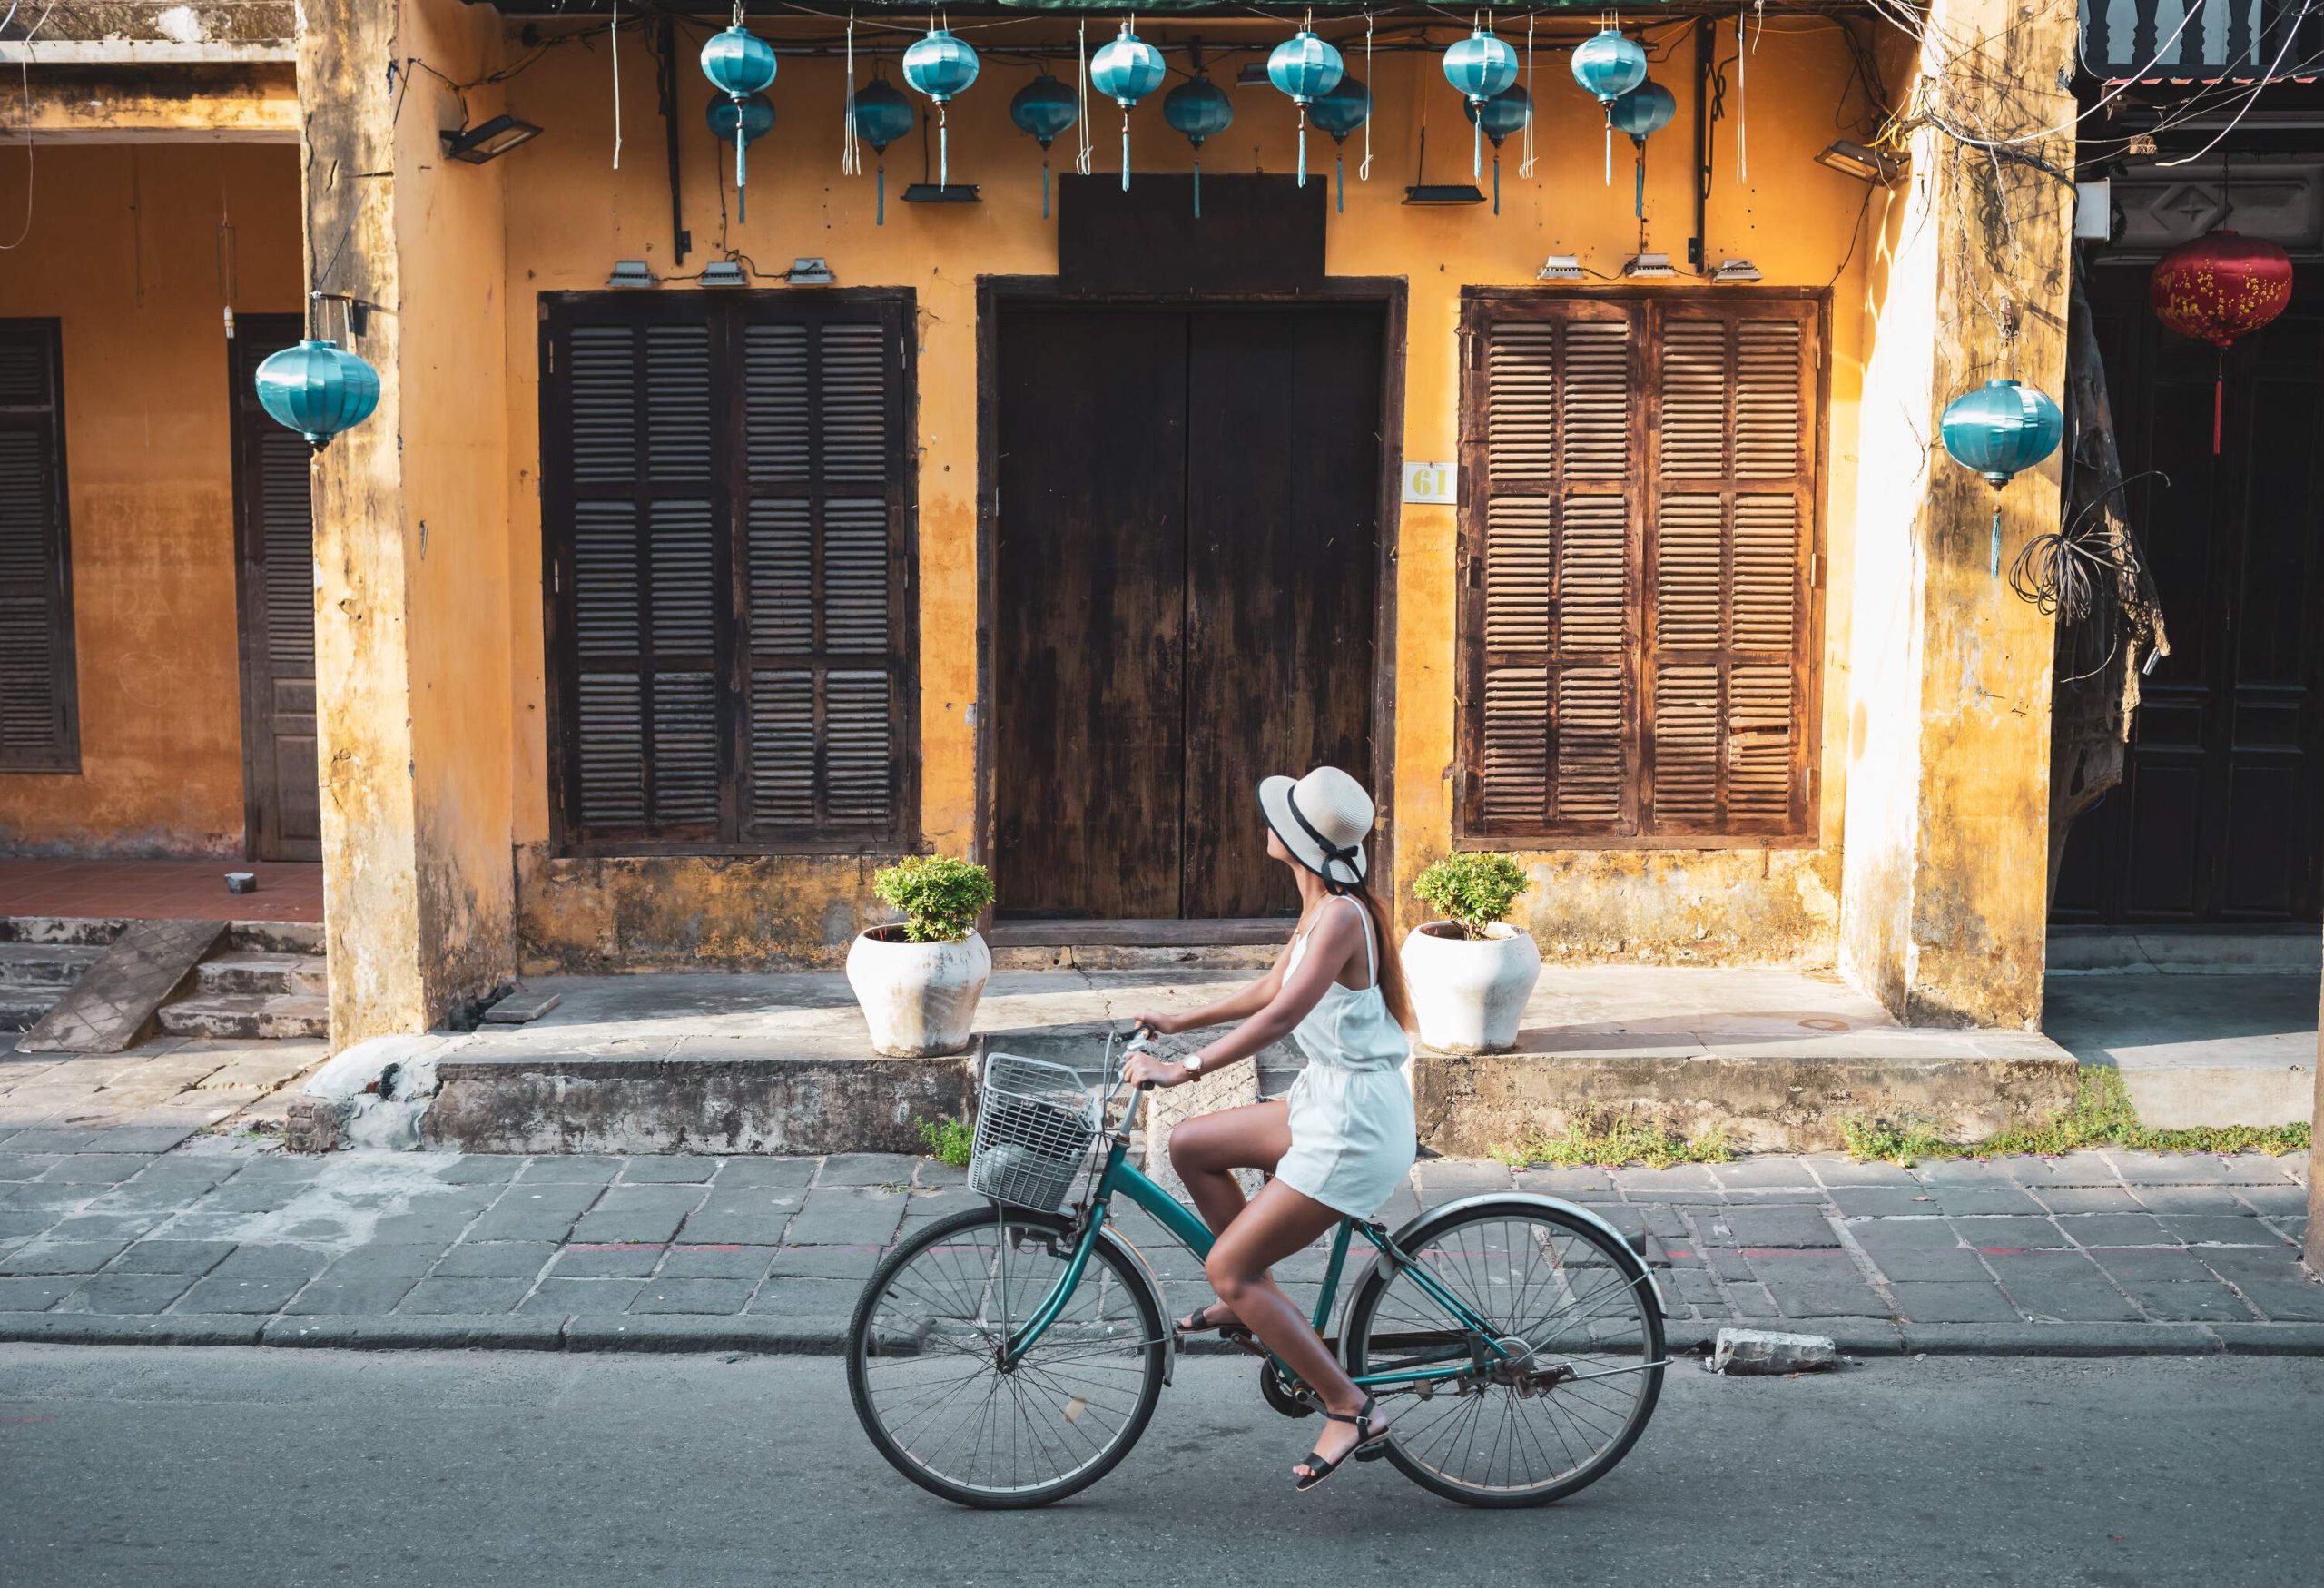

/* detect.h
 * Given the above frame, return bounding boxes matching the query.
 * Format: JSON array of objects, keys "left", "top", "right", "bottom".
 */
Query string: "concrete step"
[
  {"left": 987, "top": 917, "right": 1286, "bottom": 972},
  {"left": 0, "top": 991, "right": 57, "bottom": 1032},
  {"left": 0, "top": 916, "right": 128, "bottom": 948},
  {"left": 155, "top": 992, "right": 330, "bottom": 1041},
  {"left": 192, "top": 951, "right": 328, "bottom": 999},
  {"left": 227, "top": 920, "right": 326, "bottom": 955},
  {"left": 0, "top": 942, "right": 104, "bottom": 987}
]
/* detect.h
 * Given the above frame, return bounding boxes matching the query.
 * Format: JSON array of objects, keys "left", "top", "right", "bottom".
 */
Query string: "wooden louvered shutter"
[
  {"left": 552, "top": 306, "right": 727, "bottom": 842},
  {"left": 1461, "top": 294, "right": 1817, "bottom": 842},
  {"left": 1646, "top": 303, "right": 1815, "bottom": 835},
  {"left": 0, "top": 321, "right": 78, "bottom": 773},
  {"left": 544, "top": 294, "right": 913, "bottom": 852},
  {"left": 738, "top": 302, "right": 910, "bottom": 843}
]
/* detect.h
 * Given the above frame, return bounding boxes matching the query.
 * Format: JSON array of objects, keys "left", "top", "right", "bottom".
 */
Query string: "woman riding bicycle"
[{"left": 1120, "top": 764, "right": 1416, "bottom": 1492}]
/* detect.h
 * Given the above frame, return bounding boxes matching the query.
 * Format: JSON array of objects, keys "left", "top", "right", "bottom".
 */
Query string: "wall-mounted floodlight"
[
  {"left": 786, "top": 258, "right": 836, "bottom": 285},
  {"left": 1712, "top": 257, "right": 1764, "bottom": 282},
  {"left": 440, "top": 114, "right": 542, "bottom": 164},
  {"left": 1537, "top": 255, "right": 1584, "bottom": 281},
  {"left": 698, "top": 261, "right": 749, "bottom": 287},
  {"left": 1621, "top": 252, "right": 1678, "bottom": 279},
  {"left": 1816, "top": 140, "right": 1904, "bottom": 183},
  {"left": 606, "top": 260, "right": 658, "bottom": 289}
]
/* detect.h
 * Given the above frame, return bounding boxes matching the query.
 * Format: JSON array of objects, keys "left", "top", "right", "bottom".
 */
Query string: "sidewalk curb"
[{"left": 8, "top": 1313, "right": 2323, "bottom": 1357}]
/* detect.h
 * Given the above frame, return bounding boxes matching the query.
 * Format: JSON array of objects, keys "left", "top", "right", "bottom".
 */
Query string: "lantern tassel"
[
  {"left": 1298, "top": 106, "right": 1309, "bottom": 188},
  {"left": 1041, "top": 155, "right": 1051, "bottom": 220},
  {"left": 1473, "top": 113, "right": 1483, "bottom": 183},
  {"left": 1634, "top": 144, "right": 1645, "bottom": 219},
  {"left": 1604, "top": 112, "right": 1613, "bottom": 186},
  {"left": 939, "top": 104, "right": 950, "bottom": 192},
  {"left": 2212, "top": 351, "right": 2224, "bottom": 456},
  {"left": 1336, "top": 151, "right": 1345, "bottom": 213},
  {"left": 1194, "top": 156, "right": 1202, "bottom": 218},
  {"left": 735, "top": 107, "right": 749, "bottom": 222},
  {"left": 1120, "top": 110, "right": 1130, "bottom": 192},
  {"left": 1990, "top": 502, "right": 2002, "bottom": 578},
  {"left": 1492, "top": 150, "right": 1502, "bottom": 215},
  {"left": 876, "top": 162, "right": 886, "bottom": 226}
]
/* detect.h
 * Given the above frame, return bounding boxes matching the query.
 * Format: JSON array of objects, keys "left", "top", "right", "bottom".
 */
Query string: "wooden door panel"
[
  {"left": 1181, "top": 308, "right": 1381, "bottom": 918},
  {"left": 993, "top": 308, "right": 1189, "bottom": 918}
]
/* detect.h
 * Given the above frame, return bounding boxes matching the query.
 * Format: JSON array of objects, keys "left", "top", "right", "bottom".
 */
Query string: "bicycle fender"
[
  {"left": 1092, "top": 1224, "right": 1177, "bottom": 1386},
  {"left": 1385, "top": 1192, "right": 1669, "bottom": 1318}
]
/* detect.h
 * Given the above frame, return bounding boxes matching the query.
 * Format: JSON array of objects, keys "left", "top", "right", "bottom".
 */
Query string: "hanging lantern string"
[
  {"left": 610, "top": 0, "right": 622, "bottom": 170},
  {"left": 1077, "top": 16, "right": 1094, "bottom": 175},
  {"left": 842, "top": 11, "right": 861, "bottom": 176},
  {"left": 1518, "top": 14, "right": 1536, "bottom": 180},
  {"left": 1359, "top": 11, "right": 1373, "bottom": 182}
]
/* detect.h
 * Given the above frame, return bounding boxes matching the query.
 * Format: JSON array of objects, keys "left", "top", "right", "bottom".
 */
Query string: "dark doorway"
[
  {"left": 2053, "top": 266, "right": 2324, "bottom": 923},
  {"left": 992, "top": 302, "right": 1384, "bottom": 921},
  {"left": 229, "top": 316, "right": 321, "bottom": 862}
]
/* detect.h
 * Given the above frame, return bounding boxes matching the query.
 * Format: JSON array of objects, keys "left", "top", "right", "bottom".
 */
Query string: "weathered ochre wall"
[
  {"left": 493, "top": 18, "right": 1879, "bottom": 971},
  {"left": 0, "top": 142, "right": 301, "bottom": 856},
  {"left": 1837, "top": 0, "right": 2073, "bottom": 1028},
  {"left": 300, "top": 0, "right": 517, "bottom": 1039}
]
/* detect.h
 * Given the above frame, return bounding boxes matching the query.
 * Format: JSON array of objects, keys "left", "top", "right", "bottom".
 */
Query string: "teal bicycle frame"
[{"left": 1000, "top": 1083, "right": 1512, "bottom": 1394}]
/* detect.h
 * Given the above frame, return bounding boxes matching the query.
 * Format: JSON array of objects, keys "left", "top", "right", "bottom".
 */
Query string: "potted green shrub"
[
  {"left": 1403, "top": 852, "right": 1541, "bottom": 1053},
  {"left": 846, "top": 855, "right": 997, "bottom": 1058}
]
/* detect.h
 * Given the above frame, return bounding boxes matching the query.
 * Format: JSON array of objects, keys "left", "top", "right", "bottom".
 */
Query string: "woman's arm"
[
  {"left": 1131, "top": 942, "right": 1292, "bottom": 1036},
  {"left": 1124, "top": 906, "right": 1364, "bottom": 1088}
]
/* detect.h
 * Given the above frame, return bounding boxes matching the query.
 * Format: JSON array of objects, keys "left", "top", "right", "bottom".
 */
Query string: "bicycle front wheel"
[
  {"left": 846, "top": 1205, "right": 1167, "bottom": 1509},
  {"left": 1342, "top": 1198, "right": 1665, "bottom": 1507}
]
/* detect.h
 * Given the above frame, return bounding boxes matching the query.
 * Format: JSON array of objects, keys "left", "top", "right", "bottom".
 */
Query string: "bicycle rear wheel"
[
  {"left": 846, "top": 1205, "right": 1167, "bottom": 1509},
  {"left": 1341, "top": 1198, "right": 1665, "bottom": 1507}
]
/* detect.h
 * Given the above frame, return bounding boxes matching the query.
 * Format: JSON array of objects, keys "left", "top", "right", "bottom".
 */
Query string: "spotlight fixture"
[
  {"left": 1404, "top": 184, "right": 1488, "bottom": 206},
  {"left": 1711, "top": 257, "right": 1764, "bottom": 282},
  {"left": 606, "top": 260, "right": 658, "bottom": 289},
  {"left": 440, "top": 114, "right": 543, "bottom": 164},
  {"left": 1537, "top": 254, "right": 1585, "bottom": 281},
  {"left": 698, "top": 261, "right": 749, "bottom": 287},
  {"left": 1816, "top": 139, "right": 1905, "bottom": 183},
  {"left": 1621, "top": 252, "right": 1679, "bottom": 279},
  {"left": 785, "top": 257, "right": 836, "bottom": 286}
]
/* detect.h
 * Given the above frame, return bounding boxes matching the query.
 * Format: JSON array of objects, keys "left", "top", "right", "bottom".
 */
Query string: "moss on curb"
[{"left": 1841, "top": 1067, "right": 2313, "bottom": 1167}]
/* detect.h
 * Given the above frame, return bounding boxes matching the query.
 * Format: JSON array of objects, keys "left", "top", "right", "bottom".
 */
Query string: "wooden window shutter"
[
  {"left": 1462, "top": 294, "right": 1817, "bottom": 843},
  {"left": 543, "top": 294, "right": 915, "bottom": 852},
  {"left": 0, "top": 321, "right": 78, "bottom": 773}
]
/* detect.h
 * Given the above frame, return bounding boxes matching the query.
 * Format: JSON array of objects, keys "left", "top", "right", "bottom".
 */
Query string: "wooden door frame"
[
  {"left": 973, "top": 277, "right": 1409, "bottom": 912},
  {"left": 226, "top": 312, "right": 310, "bottom": 862}
]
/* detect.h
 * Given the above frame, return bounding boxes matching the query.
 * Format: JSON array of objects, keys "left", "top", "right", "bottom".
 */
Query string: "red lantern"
[{"left": 2149, "top": 229, "right": 2294, "bottom": 454}]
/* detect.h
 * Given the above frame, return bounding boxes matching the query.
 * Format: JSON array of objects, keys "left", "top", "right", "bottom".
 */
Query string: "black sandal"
[
  {"left": 1293, "top": 1396, "right": 1389, "bottom": 1493},
  {"left": 1174, "top": 1303, "right": 1239, "bottom": 1336}
]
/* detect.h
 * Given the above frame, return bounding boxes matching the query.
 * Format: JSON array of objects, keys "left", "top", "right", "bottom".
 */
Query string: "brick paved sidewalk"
[{"left": 0, "top": 1125, "right": 2314, "bottom": 1353}]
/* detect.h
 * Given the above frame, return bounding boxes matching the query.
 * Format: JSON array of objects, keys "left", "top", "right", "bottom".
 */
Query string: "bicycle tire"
[
  {"left": 846, "top": 1205, "right": 1168, "bottom": 1509},
  {"left": 1341, "top": 1198, "right": 1666, "bottom": 1508}
]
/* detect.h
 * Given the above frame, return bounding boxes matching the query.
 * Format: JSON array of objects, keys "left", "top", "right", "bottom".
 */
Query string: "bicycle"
[{"left": 846, "top": 1032, "right": 1669, "bottom": 1509}]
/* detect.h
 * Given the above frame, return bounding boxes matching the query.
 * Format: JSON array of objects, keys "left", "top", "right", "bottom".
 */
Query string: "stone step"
[
  {"left": 154, "top": 992, "right": 330, "bottom": 1041},
  {"left": 0, "top": 991, "right": 57, "bottom": 1032},
  {"left": 0, "top": 942, "right": 105, "bottom": 987},
  {"left": 0, "top": 916, "right": 128, "bottom": 948},
  {"left": 192, "top": 951, "right": 328, "bottom": 998},
  {"left": 990, "top": 942, "right": 1279, "bottom": 972},
  {"left": 227, "top": 920, "right": 326, "bottom": 955}
]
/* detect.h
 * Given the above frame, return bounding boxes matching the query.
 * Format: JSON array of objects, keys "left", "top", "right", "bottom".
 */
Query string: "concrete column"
[
  {"left": 2307, "top": 964, "right": 2321, "bottom": 1277},
  {"left": 1837, "top": 0, "right": 2076, "bottom": 1030},
  {"left": 300, "top": 0, "right": 516, "bottom": 1042}
]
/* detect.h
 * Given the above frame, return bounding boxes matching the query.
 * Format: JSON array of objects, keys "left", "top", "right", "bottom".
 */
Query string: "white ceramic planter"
[
  {"left": 1401, "top": 922, "right": 1542, "bottom": 1054},
  {"left": 846, "top": 927, "right": 992, "bottom": 1058}
]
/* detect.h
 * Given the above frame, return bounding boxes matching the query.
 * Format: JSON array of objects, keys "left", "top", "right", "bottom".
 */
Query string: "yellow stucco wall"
[
  {"left": 0, "top": 143, "right": 302, "bottom": 856},
  {"left": 492, "top": 17, "right": 1881, "bottom": 971}
]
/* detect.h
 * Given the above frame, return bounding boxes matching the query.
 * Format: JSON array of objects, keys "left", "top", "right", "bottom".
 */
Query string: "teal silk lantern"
[
  {"left": 1163, "top": 74, "right": 1234, "bottom": 218},
  {"left": 1266, "top": 27, "right": 1344, "bottom": 188},
  {"left": 901, "top": 27, "right": 979, "bottom": 192},
  {"left": 701, "top": 24, "right": 779, "bottom": 220},
  {"left": 1571, "top": 27, "right": 1648, "bottom": 185},
  {"left": 254, "top": 338, "right": 380, "bottom": 450},
  {"left": 1308, "top": 74, "right": 1369, "bottom": 213},
  {"left": 1939, "top": 379, "right": 2065, "bottom": 576},
  {"left": 1009, "top": 74, "right": 1079, "bottom": 219},
  {"left": 707, "top": 92, "right": 774, "bottom": 148},
  {"left": 1609, "top": 80, "right": 1676, "bottom": 220},
  {"left": 1089, "top": 22, "right": 1166, "bottom": 191},
  {"left": 1462, "top": 84, "right": 1531, "bottom": 215},
  {"left": 1442, "top": 26, "right": 1519, "bottom": 183},
  {"left": 849, "top": 79, "right": 914, "bottom": 225}
]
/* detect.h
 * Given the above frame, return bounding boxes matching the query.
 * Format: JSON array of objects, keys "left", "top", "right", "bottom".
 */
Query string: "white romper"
[{"left": 1271, "top": 897, "right": 1417, "bottom": 1220}]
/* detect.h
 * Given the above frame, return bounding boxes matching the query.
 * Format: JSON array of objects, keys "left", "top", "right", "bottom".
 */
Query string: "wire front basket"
[{"left": 967, "top": 1050, "right": 1102, "bottom": 1212}]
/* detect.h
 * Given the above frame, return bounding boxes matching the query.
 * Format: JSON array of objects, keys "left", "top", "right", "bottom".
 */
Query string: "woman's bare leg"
[
  {"left": 1165, "top": 1100, "right": 1290, "bottom": 1329},
  {"left": 1205, "top": 1179, "right": 1388, "bottom": 1479}
]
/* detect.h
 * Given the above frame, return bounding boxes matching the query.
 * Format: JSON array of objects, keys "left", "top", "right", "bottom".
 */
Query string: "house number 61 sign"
[{"left": 1402, "top": 461, "right": 1457, "bottom": 505}]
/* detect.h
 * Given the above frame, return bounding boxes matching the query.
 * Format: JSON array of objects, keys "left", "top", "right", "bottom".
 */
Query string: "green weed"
[
  {"left": 1842, "top": 1067, "right": 2313, "bottom": 1167},
  {"left": 918, "top": 1116, "right": 974, "bottom": 1169},
  {"left": 1492, "top": 1110, "right": 1736, "bottom": 1171}
]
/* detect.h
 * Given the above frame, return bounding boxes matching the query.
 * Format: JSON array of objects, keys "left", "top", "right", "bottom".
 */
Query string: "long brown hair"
[{"left": 1341, "top": 879, "right": 1415, "bottom": 1033}]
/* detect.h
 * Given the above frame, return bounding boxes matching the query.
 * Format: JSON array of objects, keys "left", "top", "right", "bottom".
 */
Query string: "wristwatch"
[{"left": 1181, "top": 1052, "right": 1205, "bottom": 1077}]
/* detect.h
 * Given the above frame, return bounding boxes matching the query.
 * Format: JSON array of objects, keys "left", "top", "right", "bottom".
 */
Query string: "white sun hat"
[{"left": 1258, "top": 765, "right": 1375, "bottom": 890}]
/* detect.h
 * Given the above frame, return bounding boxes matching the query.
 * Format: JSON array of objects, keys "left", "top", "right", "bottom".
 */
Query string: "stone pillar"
[
  {"left": 300, "top": 0, "right": 517, "bottom": 1042},
  {"left": 1837, "top": 0, "right": 2076, "bottom": 1030},
  {"left": 2307, "top": 965, "right": 2321, "bottom": 1277}
]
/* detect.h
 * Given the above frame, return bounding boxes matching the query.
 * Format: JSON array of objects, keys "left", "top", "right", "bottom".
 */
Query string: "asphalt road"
[{"left": 4, "top": 1346, "right": 2319, "bottom": 1587}]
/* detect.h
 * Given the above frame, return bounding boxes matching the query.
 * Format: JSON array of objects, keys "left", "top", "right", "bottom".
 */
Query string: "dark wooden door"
[
  {"left": 993, "top": 303, "right": 1381, "bottom": 920},
  {"left": 229, "top": 316, "right": 322, "bottom": 862},
  {"left": 2053, "top": 266, "right": 2324, "bottom": 923}
]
